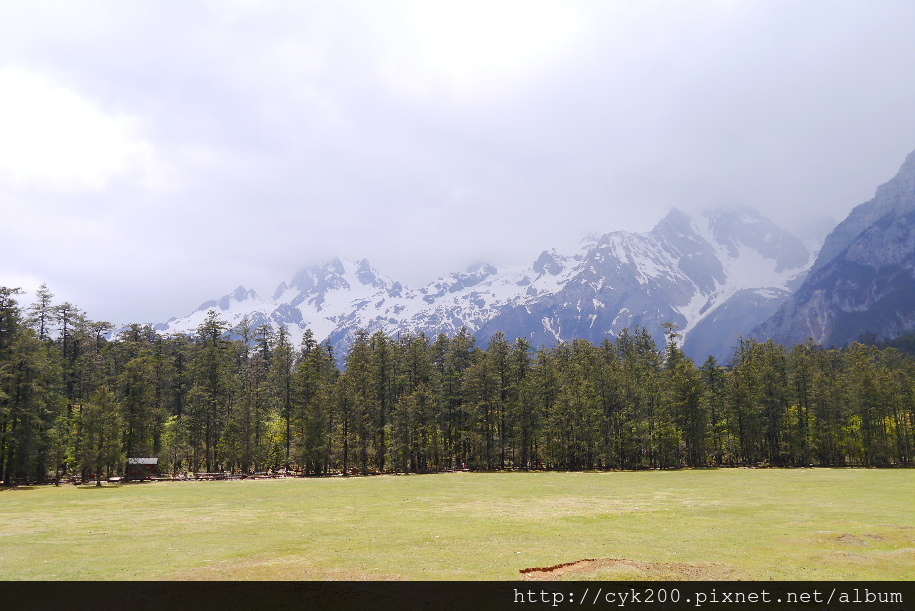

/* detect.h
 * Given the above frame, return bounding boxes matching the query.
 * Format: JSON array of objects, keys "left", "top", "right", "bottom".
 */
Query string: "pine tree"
[
  {"left": 25, "top": 283, "right": 54, "bottom": 342},
  {"left": 544, "top": 340, "right": 602, "bottom": 470},
  {"left": 270, "top": 326, "right": 295, "bottom": 471},
  {"left": 462, "top": 346, "right": 497, "bottom": 469},
  {"left": 616, "top": 327, "right": 663, "bottom": 467},
  {"left": 441, "top": 328, "right": 475, "bottom": 468},
  {"left": 508, "top": 337, "right": 535, "bottom": 469},
  {"left": 294, "top": 330, "right": 338, "bottom": 474},
  {"left": 808, "top": 347, "right": 849, "bottom": 465},
  {"left": 662, "top": 323, "right": 705, "bottom": 467},
  {"left": 596, "top": 338, "right": 626, "bottom": 468},
  {"left": 119, "top": 354, "right": 158, "bottom": 469},
  {"left": 342, "top": 330, "right": 372, "bottom": 474},
  {"left": 788, "top": 341, "right": 819, "bottom": 465},
  {"left": 76, "top": 386, "right": 124, "bottom": 485},
  {"left": 369, "top": 331, "right": 396, "bottom": 472},
  {"left": 187, "top": 311, "right": 234, "bottom": 472},
  {"left": 699, "top": 356, "right": 729, "bottom": 465},
  {"left": 486, "top": 332, "right": 513, "bottom": 469},
  {"left": 0, "top": 324, "right": 59, "bottom": 483}
]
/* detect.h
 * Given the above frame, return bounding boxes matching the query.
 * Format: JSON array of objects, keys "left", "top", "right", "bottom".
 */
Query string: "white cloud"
[
  {"left": 361, "top": 0, "right": 581, "bottom": 102},
  {"left": 0, "top": 66, "right": 155, "bottom": 190},
  {"left": 1, "top": 2, "right": 915, "bottom": 326}
]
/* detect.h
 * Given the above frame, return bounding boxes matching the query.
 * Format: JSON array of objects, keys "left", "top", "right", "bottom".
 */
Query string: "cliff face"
[
  {"left": 811, "top": 150, "right": 915, "bottom": 274},
  {"left": 754, "top": 150, "right": 915, "bottom": 347}
]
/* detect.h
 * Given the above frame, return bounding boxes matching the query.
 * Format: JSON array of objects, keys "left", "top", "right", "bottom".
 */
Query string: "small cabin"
[{"left": 126, "top": 457, "right": 158, "bottom": 480}]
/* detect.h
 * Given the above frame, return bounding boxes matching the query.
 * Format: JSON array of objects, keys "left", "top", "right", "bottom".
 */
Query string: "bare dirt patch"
[
  {"left": 835, "top": 533, "right": 867, "bottom": 546},
  {"left": 520, "top": 558, "right": 738, "bottom": 581}
]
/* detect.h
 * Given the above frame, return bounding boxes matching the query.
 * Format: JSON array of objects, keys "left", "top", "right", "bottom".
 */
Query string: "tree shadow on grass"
[{"left": 74, "top": 480, "right": 161, "bottom": 489}]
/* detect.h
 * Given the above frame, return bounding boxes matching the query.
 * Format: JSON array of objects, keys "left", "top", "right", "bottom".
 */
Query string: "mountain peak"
[
  {"left": 193, "top": 285, "right": 258, "bottom": 313},
  {"left": 466, "top": 261, "right": 496, "bottom": 275},
  {"left": 755, "top": 147, "right": 915, "bottom": 347},
  {"left": 662, "top": 206, "right": 692, "bottom": 224},
  {"left": 813, "top": 147, "right": 915, "bottom": 273},
  {"left": 355, "top": 258, "right": 387, "bottom": 288},
  {"left": 231, "top": 285, "right": 256, "bottom": 301},
  {"left": 696, "top": 206, "right": 810, "bottom": 271},
  {"left": 872, "top": 148, "right": 915, "bottom": 213},
  {"left": 158, "top": 203, "right": 824, "bottom": 365},
  {"left": 649, "top": 207, "right": 693, "bottom": 236},
  {"left": 533, "top": 250, "right": 564, "bottom": 276}
]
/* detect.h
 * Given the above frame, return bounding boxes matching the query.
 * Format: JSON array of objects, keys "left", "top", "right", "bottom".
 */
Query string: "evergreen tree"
[
  {"left": 462, "top": 346, "right": 497, "bottom": 469},
  {"left": 508, "top": 338, "right": 535, "bottom": 469},
  {"left": 76, "top": 386, "right": 124, "bottom": 485},
  {"left": 270, "top": 326, "right": 295, "bottom": 471},
  {"left": 369, "top": 331, "right": 396, "bottom": 472},
  {"left": 342, "top": 330, "right": 372, "bottom": 474},
  {"left": 486, "top": 332, "right": 513, "bottom": 469},
  {"left": 4, "top": 282, "right": 915, "bottom": 481},
  {"left": 432, "top": 329, "right": 475, "bottom": 468},
  {"left": 699, "top": 356, "right": 729, "bottom": 465},
  {"left": 293, "top": 331, "right": 338, "bottom": 474},
  {"left": 662, "top": 323, "right": 706, "bottom": 467},
  {"left": 25, "top": 283, "right": 55, "bottom": 342},
  {"left": 0, "top": 325, "right": 60, "bottom": 483},
  {"left": 187, "top": 311, "right": 235, "bottom": 472},
  {"left": 788, "top": 341, "right": 819, "bottom": 465},
  {"left": 616, "top": 327, "right": 663, "bottom": 467}
]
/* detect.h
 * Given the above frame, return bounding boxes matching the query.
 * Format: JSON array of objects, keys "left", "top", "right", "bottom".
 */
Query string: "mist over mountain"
[
  {"left": 154, "top": 206, "right": 816, "bottom": 363},
  {"left": 753, "top": 149, "right": 915, "bottom": 347}
]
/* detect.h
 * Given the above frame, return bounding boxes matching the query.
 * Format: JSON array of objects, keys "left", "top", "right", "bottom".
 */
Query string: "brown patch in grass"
[
  {"left": 835, "top": 533, "right": 867, "bottom": 546},
  {"left": 520, "top": 559, "right": 598, "bottom": 575},
  {"left": 863, "top": 534, "right": 885, "bottom": 541},
  {"left": 520, "top": 558, "right": 737, "bottom": 581},
  {"left": 828, "top": 532, "right": 887, "bottom": 545}
]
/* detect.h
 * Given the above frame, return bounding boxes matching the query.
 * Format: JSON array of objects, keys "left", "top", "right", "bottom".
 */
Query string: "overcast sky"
[{"left": 2, "top": 0, "right": 915, "bottom": 325}]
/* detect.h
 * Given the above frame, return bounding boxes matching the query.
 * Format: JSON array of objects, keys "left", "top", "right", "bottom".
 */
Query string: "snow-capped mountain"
[
  {"left": 154, "top": 207, "right": 817, "bottom": 362},
  {"left": 477, "top": 207, "right": 813, "bottom": 361}
]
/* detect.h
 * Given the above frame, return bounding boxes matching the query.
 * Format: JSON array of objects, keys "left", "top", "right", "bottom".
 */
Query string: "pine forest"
[{"left": 1, "top": 285, "right": 913, "bottom": 486}]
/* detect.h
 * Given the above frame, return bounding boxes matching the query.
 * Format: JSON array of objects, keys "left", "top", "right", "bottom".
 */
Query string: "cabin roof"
[{"left": 127, "top": 458, "right": 158, "bottom": 465}]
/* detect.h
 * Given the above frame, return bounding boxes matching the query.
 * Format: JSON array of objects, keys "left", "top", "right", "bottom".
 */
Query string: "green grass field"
[{"left": 1, "top": 469, "right": 912, "bottom": 580}]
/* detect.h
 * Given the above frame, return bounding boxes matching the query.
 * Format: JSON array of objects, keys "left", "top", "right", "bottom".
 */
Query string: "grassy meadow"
[{"left": 1, "top": 468, "right": 912, "bottom": 581}]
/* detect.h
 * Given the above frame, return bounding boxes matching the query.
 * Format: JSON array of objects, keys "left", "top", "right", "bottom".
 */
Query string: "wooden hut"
[{"left": 126, "top": 457, "right": 158, "bottom": 480}]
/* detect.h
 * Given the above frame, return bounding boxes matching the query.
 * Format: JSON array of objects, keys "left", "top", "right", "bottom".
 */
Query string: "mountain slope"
[
  {"left": 155, "top": 207, "right": 816, "bottom": 362},
  {"left": 474, "top": 207, "right": 813, "bottom": 361},
  {"left": 753, "top": 149, "right": 915, "bottom": 347}
]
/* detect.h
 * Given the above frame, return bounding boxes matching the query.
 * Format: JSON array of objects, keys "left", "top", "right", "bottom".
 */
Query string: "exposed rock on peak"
[
  {"left": 355, "top": 258, "right": 386, "bottom": 288},
  {"left": 754, "top": 148, "right": 915, "bottom": 347},
  {"left": 156, "top": 206, "right": 818, "bottom": 363},
  {"left": 812, "top": 149, "right": 915, "bottom": 274},
  {"left": 533, "top": 250, "right": 564, "bottom": 276}
]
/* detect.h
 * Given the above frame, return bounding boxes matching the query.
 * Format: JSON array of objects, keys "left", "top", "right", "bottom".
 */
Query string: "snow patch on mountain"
[{"left": 153, "top": 207, "right": 818, "bottom": 362}]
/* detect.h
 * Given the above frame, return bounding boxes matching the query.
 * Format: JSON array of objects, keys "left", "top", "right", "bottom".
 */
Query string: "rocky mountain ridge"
[
  {"left": 753, "top": 149, "right": 915, "bottom": 347},
  {"left": 154, "top": 206, "right": 817, "bottom": 362}
]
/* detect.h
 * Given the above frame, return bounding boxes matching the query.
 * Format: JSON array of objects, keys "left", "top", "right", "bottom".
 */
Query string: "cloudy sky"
[{"left": 2, "top": 0, "right": 915, "bottom": 325}]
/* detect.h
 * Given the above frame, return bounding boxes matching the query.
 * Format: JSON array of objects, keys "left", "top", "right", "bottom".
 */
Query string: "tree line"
[{"left": 1, "top": 285, "right": 913, "bottom": 484}]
